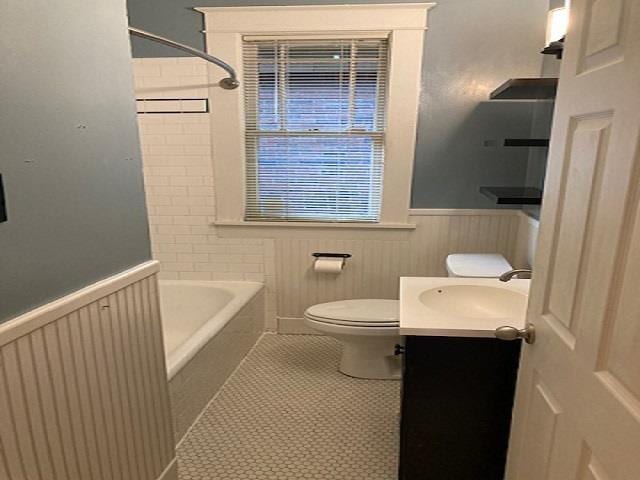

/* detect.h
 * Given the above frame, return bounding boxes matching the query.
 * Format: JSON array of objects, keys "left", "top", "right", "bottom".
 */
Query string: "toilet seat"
[{"left": 304, "top": 299, "right": 399, "bottom": 328}]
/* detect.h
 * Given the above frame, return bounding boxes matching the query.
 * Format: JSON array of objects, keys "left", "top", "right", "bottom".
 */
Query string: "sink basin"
[
  {"left": 419, "top": 285, "right": 527, "bottom": 319},
  {"left": 400, "top": 277, "right": 530, "bottom": 337}
]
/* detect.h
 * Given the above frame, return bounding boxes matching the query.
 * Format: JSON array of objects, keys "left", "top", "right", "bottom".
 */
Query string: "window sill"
[
  {"left": 212, "top": 220, "right": 416, "bottom": 230},
  {"left": 211, "top": 219, "right": 416, "bottom": 239}
]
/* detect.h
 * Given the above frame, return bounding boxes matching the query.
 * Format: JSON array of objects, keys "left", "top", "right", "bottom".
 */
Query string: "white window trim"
[{"left": 197, "top": 3, "right": 435, "bottom": 229}]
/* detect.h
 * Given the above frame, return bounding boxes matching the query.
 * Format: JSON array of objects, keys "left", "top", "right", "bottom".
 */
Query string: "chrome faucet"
[{"left": 499, "top": 268, "right": 532, "bottom": 282}]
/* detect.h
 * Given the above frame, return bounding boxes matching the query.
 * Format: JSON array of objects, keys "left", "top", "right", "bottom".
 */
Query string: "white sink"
[
  {"left": 400, "top": 277, "right": 530, "bottom": 337},
  {"left": 419, "top": 285, "right": 527, "bottom": 318}
]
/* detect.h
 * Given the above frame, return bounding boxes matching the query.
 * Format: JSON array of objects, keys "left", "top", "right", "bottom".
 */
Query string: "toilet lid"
[
  {"left": 446, "top": 253, "right": 513, "bottom": 278},
  {"left": 304, "top": 299, "right": 399, "bottom": 327}
]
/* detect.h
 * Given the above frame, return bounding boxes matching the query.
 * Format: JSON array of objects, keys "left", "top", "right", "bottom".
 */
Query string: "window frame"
[{"left": 197, "top": 3, "right": 435, "bottom": 230}]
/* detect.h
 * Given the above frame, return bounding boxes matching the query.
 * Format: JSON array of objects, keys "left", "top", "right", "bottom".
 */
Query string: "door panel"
[
  {"left": 518, "top": 376, "right": 562, "bottom": 480},
  {"left": 598, "top": 203, "right": 640, "bottom": 402},
  {"left": 578, "top": 448, "right": 611, "bottom": 480},
  {"left": 578, "top": 0, "right": 628, "bottom": 73},
  {"left": 546, "top": 114, "right": 611, "bottom": 338},
  {"left": 506, "top": 1, "right": 640, "bottom": 479}
]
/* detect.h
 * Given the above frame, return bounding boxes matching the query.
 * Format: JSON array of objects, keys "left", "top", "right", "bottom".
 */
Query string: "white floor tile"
[{"left": 177, "top": 334, "right": 400, "bottom": 479}]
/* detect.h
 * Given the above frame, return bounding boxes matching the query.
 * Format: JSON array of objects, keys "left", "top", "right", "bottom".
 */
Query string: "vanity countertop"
[{"left": 399, "top": 277, "right": 530, "bottom": 337}]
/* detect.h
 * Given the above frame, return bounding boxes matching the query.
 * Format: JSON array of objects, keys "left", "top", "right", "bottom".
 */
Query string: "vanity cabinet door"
[{"left": 399, "top": 336, "right": 520, "bottom": 480}]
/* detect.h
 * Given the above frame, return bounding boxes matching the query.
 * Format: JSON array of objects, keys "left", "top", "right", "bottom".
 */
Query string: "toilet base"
[
  {"left": 336, "top": 334, "right": 402, "bottom": 380},
  {"left": 303, "top": 315, "right": 402, "bottom": 380}
]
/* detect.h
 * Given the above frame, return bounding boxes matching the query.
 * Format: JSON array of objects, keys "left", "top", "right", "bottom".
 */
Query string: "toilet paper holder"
[
  {"left": 312, "top": 253, "right": 351, "bottom": 273},
  {"left": 311, "top": 253, "right": 352, "bottom": 259}
]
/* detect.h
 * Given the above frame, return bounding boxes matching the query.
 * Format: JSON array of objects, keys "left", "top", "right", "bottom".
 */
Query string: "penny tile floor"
[{"left": 177, "top": 334, "right": 400, "bottom": 479}]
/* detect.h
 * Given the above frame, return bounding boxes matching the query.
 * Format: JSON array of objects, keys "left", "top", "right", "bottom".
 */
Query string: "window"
[
  {"left": 198, "top": 4, "right": 432, "bottom": 230},
  {"left": 243, "top": 38, "right": 388, "bottom": 222}
]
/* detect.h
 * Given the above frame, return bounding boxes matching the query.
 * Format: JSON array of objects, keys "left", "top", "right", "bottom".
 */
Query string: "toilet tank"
[{"left": 445, "top": 254, "right": 512, "bottom": 278}]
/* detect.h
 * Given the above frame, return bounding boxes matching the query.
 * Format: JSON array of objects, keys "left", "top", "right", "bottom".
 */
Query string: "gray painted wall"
[
  {"left": 412, "top": 0, "right": 546, "bottom": 208},
  {"left": 0, "top": 0, "right": 151, "bottom": 322},
  {"left": 127, "top": 0, "right": 548, "bottom": 208}
]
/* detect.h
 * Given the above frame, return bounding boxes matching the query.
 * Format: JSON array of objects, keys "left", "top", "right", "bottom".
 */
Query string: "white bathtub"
[
  {"left": 158, "top": 280, "right": 265, "bottom": 442},
  {"left": 159, "top": 280, "right": 263, "bottom": 379}
]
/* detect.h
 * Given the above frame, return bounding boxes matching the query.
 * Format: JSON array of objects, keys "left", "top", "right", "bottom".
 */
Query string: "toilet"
[
  {"left": 304, "top": 299, "right": 401, "bottom": 380},
  {"left": 303, "top": 253, "right": 513, "bottom": 380}
]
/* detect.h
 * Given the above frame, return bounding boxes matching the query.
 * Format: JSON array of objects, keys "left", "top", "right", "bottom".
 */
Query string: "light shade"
[{"left": 546, "top": 7, "right": 569, "bottom": 45}]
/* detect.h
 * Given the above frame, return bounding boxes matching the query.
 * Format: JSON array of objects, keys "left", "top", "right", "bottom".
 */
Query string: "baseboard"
[{"left": 277, "top": 316, "right": 321, "bottom": 335}]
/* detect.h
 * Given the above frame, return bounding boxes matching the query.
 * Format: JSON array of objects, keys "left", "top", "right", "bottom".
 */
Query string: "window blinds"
[{"left": 243, "top": 37, "right": 389, "bottom": 222}]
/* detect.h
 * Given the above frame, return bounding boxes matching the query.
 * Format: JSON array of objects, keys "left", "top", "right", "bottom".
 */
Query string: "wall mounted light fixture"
[
  {"left": 541, "top": 6, "right": 569, "bottom": 59},
  {"left": 546, "top": 6, "right": 569, "bottom": 44}
]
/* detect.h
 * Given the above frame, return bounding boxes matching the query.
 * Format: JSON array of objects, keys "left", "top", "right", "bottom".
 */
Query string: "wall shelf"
[
  {"left": 490, "top": 78, "right": 558, "bottom": 100},
  {"left": 480, "top": 187, "right": 542, "bottom": 205},
  {"left": 503, "top": 138, "right": 550, "bottom": 147}
]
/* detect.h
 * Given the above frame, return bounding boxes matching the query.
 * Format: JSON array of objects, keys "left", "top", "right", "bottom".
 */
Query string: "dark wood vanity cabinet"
[{"left": 398, "top": 336, "right": 521, "bottom": 480}]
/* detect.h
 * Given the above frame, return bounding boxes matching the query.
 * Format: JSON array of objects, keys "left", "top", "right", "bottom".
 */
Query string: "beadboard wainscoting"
[
  {"left": 513, "top": 212, "right": 540, "bottom": 269},
  {"left": 0, "top": 261, "right": 177, "bottom": 480},
  {"left": 275, "top": 211, "right": 523, "bottom": 331}
]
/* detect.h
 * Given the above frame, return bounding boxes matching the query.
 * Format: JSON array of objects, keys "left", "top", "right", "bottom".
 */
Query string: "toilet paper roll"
[{"left": 314, "top": 257, "right": 344, "bottom": 274}]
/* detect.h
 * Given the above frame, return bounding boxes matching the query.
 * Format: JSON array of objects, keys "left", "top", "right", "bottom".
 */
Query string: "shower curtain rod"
[{"left": 128, "top": 27, "right": 239, "bottom": 90}]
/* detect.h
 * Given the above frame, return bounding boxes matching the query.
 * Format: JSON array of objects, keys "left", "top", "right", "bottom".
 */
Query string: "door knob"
[{"left": 495, "top": 324, "right": 535, "bottom": 344}]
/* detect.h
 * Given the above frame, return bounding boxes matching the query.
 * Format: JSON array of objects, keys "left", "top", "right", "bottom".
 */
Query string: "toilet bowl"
[
  {"left": 303, "top": 299, "right": 400, "bottom": 380},
  {"left": 304, "top": 253, "right": 512, "bottom": 380}
]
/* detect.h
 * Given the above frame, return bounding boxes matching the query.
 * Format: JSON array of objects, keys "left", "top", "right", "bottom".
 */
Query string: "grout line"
[{"left": 174, "top": 332, "right": 270, "bottom": 450}]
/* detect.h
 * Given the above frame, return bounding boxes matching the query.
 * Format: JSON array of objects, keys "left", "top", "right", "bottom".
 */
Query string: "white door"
[{"left": 505, "top": 1, "right": 640, "bottom": 479}]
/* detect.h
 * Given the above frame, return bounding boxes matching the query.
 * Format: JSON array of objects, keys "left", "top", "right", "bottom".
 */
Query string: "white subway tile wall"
[{"left": 134, "top": 59, "right": 278, "bottom": 330}]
